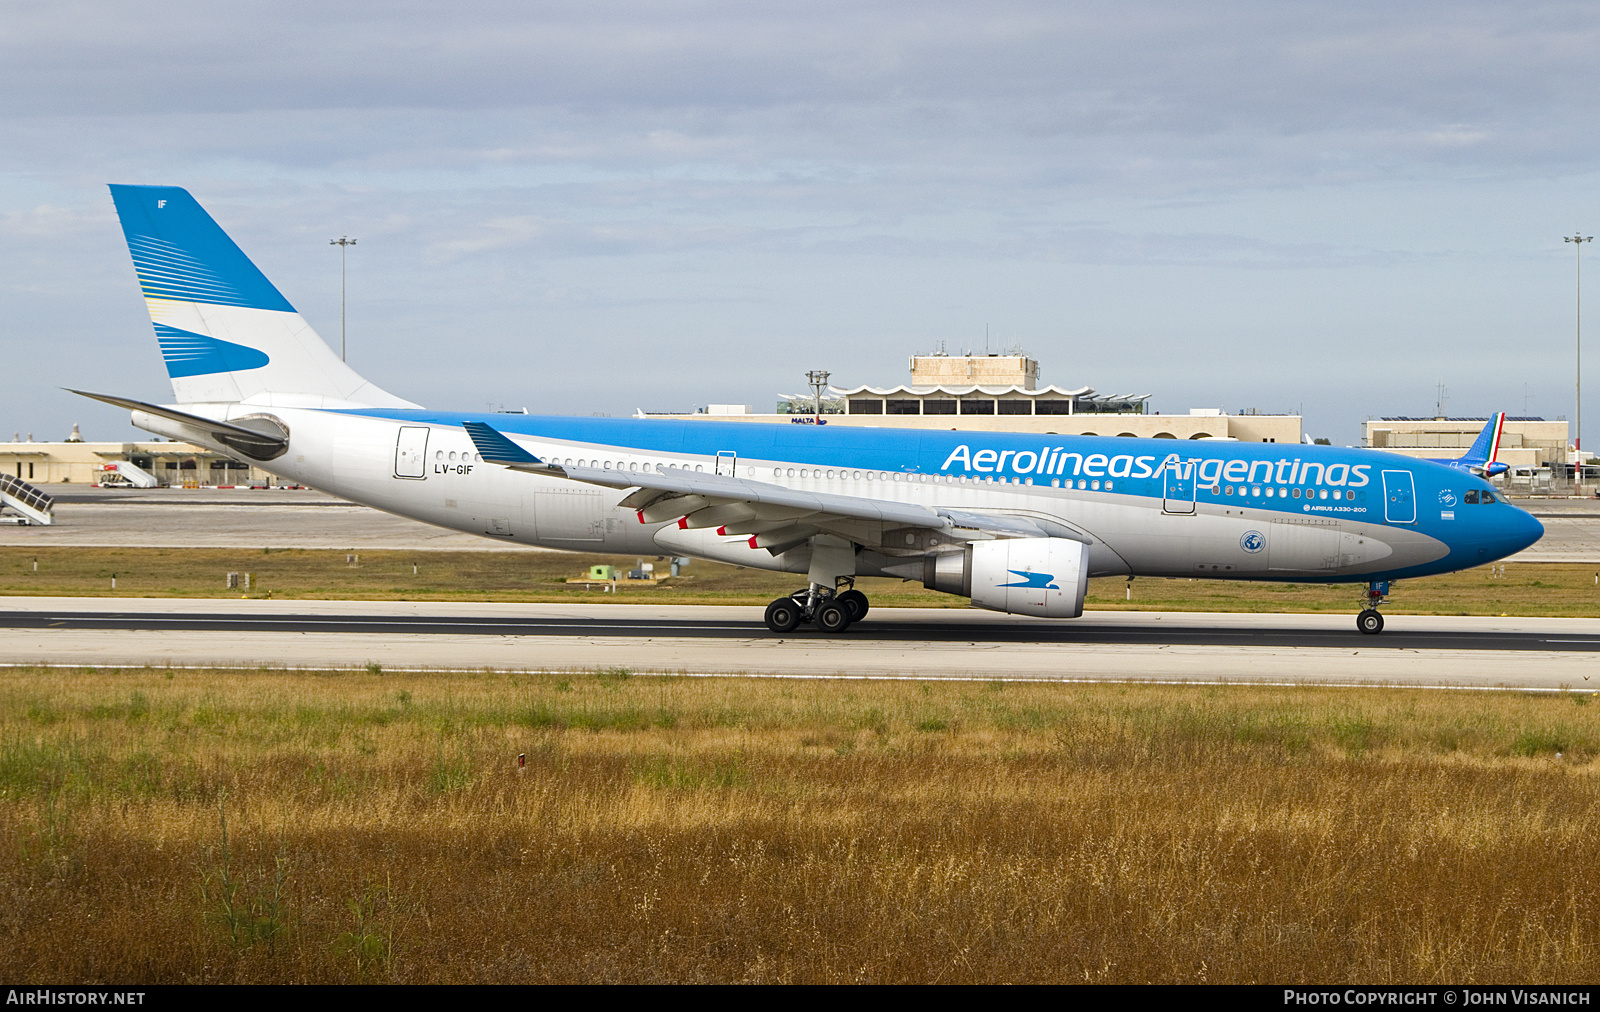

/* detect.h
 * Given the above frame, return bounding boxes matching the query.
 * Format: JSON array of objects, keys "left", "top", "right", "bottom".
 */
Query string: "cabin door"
[
  {"left": 1162, "top": 461, "right": 1196, "bottom": 515},
  {"left": 1382, "top": 470, "right": 1416, "bottom": 524},
  {"left": 394, "top": 426, "right": 429, "bottom": 479}
]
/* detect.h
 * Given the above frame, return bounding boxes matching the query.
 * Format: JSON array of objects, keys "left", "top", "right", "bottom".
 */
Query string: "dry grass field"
[
  {"left": 3, "top": 666, "right": 1599, "bottom": 983},
  {"left": 3, "top": 546, "right": 1600, "bottom": 615}
]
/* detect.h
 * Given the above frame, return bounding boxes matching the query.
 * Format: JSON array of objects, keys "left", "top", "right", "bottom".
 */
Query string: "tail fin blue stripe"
[
  {"left": 127, "top": 236, "right": 258, "bottom": 306},
  {"left": 109, "top": 185, "right": 295, "bottom": 312},
  {"left": 154, "top": 323, "right": 271, "bottom": 379}
]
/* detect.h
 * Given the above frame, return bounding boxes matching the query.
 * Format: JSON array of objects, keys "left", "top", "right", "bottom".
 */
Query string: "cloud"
[
  {"left": 4, "top": 1, "right": 1598, "bottom": 185},
  {"left": 3, "top": 2, "right": 1598, "bottom": 444}
]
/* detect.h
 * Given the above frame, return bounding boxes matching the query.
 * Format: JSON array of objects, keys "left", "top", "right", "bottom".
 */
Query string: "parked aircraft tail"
[
  {"left": 1460, "top": 412, "right": 1508, "bottom": 477},
  {"left": 107, "top": 184, "right": 416, "bottom": 409},
  {"left": 1423, "top": 413, "right": 1508, "bottom": 477}
]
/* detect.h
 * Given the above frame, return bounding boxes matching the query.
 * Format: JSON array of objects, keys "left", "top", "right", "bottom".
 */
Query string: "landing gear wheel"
[
  {"left": 1356, "top": 609, "right": 1384, "bottom": 635},
  {"left": 765, "top": 597, "right": 803, "bottom": 633},
  {"left": 837, "top": 589, "right": 869, "bottom": 622},
  {"left": 815, "top": 601, "right": 853, "bottom": 634}
]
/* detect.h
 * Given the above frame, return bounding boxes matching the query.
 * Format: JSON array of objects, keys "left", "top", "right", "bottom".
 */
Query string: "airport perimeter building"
[
  {"left": 0, "top": 432, "right": 269, "bottom": 487},
  {"left": 1361, "top": 417, "right": 1570, "bottom": 472}
]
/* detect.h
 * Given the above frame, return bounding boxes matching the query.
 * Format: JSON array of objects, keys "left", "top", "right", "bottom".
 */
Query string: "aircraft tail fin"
[
  {"left": 108, "top": 184, "right": 417, "bottom": 409},
  {"left": 1460, "top": 413, "right": 1506, "bottom": 468}
]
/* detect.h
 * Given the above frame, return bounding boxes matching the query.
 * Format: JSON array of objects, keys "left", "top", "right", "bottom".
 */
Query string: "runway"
[{"left": 3, "top": 597, "right": 1597, "bottom": 689}]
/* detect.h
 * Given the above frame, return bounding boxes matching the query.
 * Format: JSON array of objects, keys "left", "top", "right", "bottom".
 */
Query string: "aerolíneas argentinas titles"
[{"left": 79, "top": 185, "right": 1544, "bottom": 636}]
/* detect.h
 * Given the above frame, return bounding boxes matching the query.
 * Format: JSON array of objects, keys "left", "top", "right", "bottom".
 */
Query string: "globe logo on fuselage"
[{"left": 1240, "top": 531, "right": 1265, "bottom": 553}]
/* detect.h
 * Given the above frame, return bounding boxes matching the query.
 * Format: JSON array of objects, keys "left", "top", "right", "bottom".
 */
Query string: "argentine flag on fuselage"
[{"left": 108, "top": 185, "right": 415, "bottom": 409}]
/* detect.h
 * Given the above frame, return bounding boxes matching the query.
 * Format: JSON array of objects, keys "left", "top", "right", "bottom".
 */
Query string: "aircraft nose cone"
[{"left": 1506, "top": 507, "right": 1544, "bottom": 555}]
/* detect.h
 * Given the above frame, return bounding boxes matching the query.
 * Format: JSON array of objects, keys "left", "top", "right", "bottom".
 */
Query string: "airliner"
[{"left": 76, "top": 185, "right": 1544, "bottom": 636}]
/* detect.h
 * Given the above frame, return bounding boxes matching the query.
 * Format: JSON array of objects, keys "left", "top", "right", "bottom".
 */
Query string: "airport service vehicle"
[{"left": 79, "top": 185, "right": 1544, "bottom": 636}]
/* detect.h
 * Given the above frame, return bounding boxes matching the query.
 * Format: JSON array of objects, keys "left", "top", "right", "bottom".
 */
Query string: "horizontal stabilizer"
[{"left": 68, "top": 389, "right": 289, "bottom": 459}]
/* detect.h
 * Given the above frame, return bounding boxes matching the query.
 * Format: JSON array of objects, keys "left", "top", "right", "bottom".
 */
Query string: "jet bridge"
[{"left": 0, "top": 473, "right": 54, "bottom": 525}]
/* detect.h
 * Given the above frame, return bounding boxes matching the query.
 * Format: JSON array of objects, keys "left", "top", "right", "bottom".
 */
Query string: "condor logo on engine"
[
  {"left": 970, "top": 539, "right": 1089, "bottom": 619},
  {"left": 1000, "top": 570, "right": 1060, "bottom": 590}
]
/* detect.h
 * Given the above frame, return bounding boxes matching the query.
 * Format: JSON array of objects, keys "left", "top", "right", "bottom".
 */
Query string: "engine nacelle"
[{"left": 922, "top": 537, "right": 1090, "bottom": 618}]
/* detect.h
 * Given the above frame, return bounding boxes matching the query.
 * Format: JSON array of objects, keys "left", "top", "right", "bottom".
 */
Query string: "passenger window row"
[
  {"left": 1216, "top": 485, "right": 1357, "bottom": 501},
  {"left": 560, "top": 458, "right": 705, "bottom": 473}
]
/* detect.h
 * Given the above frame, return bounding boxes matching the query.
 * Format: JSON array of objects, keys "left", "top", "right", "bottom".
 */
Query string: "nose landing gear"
[
  {"left": 1356, "top": 581, "right": 1391, "bottom": 635},
  {"left": 764, "top": 578, "right": 868, "bottom": 634}
]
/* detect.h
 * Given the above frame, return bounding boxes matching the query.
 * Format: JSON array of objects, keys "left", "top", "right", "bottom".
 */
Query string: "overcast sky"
[{"left": 4, "top": 0, "right": 1599, "bottom": 446}]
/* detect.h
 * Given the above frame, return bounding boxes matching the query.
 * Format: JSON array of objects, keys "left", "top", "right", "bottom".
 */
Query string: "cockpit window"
[
  {"left": 1481, "top": 491, "right": 1497, "bottom": 504},
  {"left": 1464, "top": 490, "right": 1479, "bottom": 504}
]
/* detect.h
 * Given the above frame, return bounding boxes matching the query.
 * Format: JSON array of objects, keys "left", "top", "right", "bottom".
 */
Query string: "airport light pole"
[
  {"left": 806, "top": 369, "right": 831, "bottom": 420},
  {"left": 1567, "top": 233, "right": 1593, "bottom": 470},
  {"left": 330, "top": 236, "right": 357, "bottom": 361}
]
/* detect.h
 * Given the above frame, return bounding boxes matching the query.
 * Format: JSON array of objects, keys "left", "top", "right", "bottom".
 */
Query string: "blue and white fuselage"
[
  {"left": 87, "top": 184, "right": 1545, "bottom": 634},
  {"left": 194, "top": 406, "right": 1539, "bottom": 582}
]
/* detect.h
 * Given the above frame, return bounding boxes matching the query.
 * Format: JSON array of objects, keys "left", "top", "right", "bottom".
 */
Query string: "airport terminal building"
[{"left": 644, "top": 352, "right": 1304, "bottom": 443}]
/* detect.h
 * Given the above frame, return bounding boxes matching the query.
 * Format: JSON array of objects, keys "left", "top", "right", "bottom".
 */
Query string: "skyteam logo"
[
  {"left": 1240, "top": 530, "right": 1265, "bottom": 553},
  {"left": 1439, "top": 489, "right": 1458, "bottom": 507},
  {"left": 999, "top": 570, "right": 1059, "bottom": 590}
]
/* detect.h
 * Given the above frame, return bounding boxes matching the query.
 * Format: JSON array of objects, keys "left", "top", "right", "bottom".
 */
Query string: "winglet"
[{"left": 462, "top": 421, "right": 554, "bottom": 471}]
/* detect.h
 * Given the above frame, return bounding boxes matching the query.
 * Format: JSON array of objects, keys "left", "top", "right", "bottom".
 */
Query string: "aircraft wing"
[{"left": 464, "top": 420, "right": 1054, "bottom": 551}]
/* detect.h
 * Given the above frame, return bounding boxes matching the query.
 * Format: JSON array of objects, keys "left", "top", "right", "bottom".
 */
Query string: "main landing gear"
[
  {"left": 1356, "top": 581, "right": 1391, "bottom": 635},
  {"left": 764, "top": 579, "right": 869, "bottom": 634}
]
